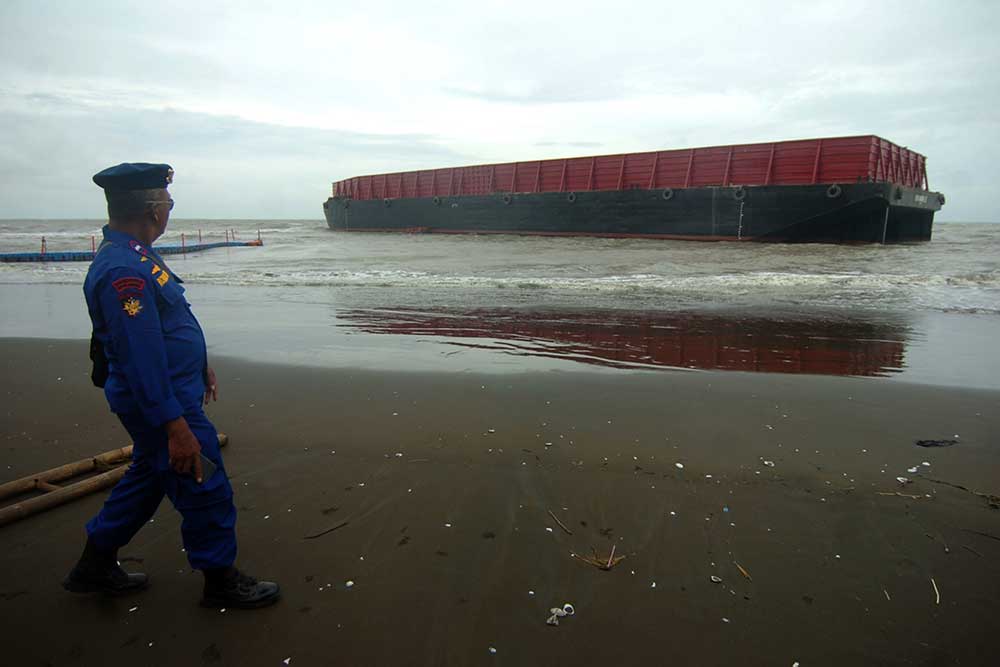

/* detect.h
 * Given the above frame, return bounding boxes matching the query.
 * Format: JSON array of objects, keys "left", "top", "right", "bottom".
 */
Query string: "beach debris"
[
  {"left": 345, "top": 580, "right": 354, "bottom": 589},
  {"left": 883, "top": 588, "right": 891, "bottom": 601},
  {"left": 922, "top": 461, "right": 931, "bottom": 466},
  {"left": 762, "top": 460, "right": 775, "bottom": 468},
  {"left": 877, "top": 491, "right": 923, "bottom": 500},
  {"left": 303, "top": 521, "right": 349, "bottom": 540},
  {"left": 651, "top": 582, "right": 657, "bottom": 588},
  {"left": 572, "top": 545, "right": 626, "bottom": 571},
  {"left": 710, "top": 575, "right": 723, "bottom": 584},
  {"left": 283, "top": 659, "right": 291, "bottom": 665},
  {"left": 734, "top": 562, "right": 753, "bottom": 582},
  {"left": 962, "top": 528, "right": 1000, "bottom": 542},
  {"left": 547, "top": 510, "right": 573, "bottom": 535},
  {"left": 915, "top": 439, "right": 956, "bottom": 448},
  {"left": 545, "top": 527, "right": 554, "bottom": 533},
  {"left": 925, "top": 532, "right": 951, "bottom": 554},
  {"left": 922, "top": 478, "right": 1000, "bottom": 508},
  {"left": 895, "top": 477, "right": 911, "bottom": 485},
  {"left": 444, "top": 523, "right": 452, "bottom": 528},
  {"left": 128, "top": 606, "right": 138, "bottom": 613},
  {"left": 528, "top": 590, "right": 535, "bottom": 596},
  {"left": 546, "top": 603, "right": 576, "bottom": 626},
  {"left": 488, "top": 647, "right": 497, "bottom": 654},
  {"left": 907, "top": 467, "right": 919, "bottom": 474},
  {"left": 931, "top": 577, "right": 940, "bottom": 605},
  {"left": 722, "top": 617, "right": 731, "bottom": 623},
  {"left": 675, "top": 463, "right": 684, "bottom": 469}
]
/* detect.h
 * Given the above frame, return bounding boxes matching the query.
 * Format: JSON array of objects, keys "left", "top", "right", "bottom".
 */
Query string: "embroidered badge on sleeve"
[
  {"left": 112, "top": 276, "right": 146, "bottom": 318},
  {"left": 122, "top": 297, "right": 143, "bottom": 317},
  {"left": 112, "top": 277, "right": 145, "bottom": 295}
]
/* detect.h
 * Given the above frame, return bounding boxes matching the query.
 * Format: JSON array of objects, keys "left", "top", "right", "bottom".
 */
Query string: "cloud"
[
  {"left": 0, "top": 102, "right": 464, "bottom": 218},
  {"left": 0, "top": 0, "right": 998, "bottom": 220}
]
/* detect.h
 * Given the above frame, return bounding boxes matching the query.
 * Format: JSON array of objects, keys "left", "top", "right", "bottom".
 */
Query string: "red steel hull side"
[{"left": 331, "top": 135, "right": 930, "bottom": 201}]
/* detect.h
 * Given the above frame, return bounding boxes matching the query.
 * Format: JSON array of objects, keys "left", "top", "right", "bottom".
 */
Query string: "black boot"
[
  {"left": 63, "top": 538, "right": 149, "bottom": 595},
  {"left": 201, "top": 567, "right": 280, "bottom": 609}
]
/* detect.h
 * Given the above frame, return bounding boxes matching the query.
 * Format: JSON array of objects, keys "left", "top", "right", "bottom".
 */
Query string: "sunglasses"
[{"left": 146, "top": 199, "right": 175, "bottom": 210}]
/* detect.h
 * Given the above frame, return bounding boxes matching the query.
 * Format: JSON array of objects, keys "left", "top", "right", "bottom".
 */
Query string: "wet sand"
[{"left": 1, "top": 338, "right": 999, "bottom": 666}]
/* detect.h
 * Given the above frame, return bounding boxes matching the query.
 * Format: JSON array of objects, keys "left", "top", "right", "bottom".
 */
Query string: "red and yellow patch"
[
  {"left": 112, "top": 276, "right": 145, "bottom": 295},
  {"left": 121, "top": 297, "right": 143, "bottom": 318}
]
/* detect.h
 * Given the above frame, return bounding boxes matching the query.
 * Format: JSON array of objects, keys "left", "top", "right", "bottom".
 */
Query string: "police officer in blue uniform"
[{"left": 63, "top": 163, "right": 280, "bottom": 609}]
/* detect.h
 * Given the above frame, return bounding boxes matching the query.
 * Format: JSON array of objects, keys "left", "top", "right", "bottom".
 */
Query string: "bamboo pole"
[
  {"left": 0, "top": 434, "right": 229, "bottom": 527},
  {"left": 0, "top": 446, "right": 133, "bottom": 502},
  {"left": 0, "top": 466, "right": 129, "bottom": 527}
]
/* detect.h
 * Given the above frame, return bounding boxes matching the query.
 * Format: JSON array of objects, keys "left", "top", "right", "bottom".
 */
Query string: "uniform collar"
[
  {"left": 101, "top": 225, "right": 178, "bottom": 280},
  {"left": 102, "top": 225, "right": 164, "bottom": 262}
]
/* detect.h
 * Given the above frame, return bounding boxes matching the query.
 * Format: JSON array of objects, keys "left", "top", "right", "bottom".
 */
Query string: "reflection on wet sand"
[{"left": 339, "top": 308, "right": 909, "bottom": 377}]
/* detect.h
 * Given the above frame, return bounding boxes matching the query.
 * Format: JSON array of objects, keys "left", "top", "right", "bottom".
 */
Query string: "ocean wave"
[{"left": 5, "top": 265, "right": 999, "bottom": 290}]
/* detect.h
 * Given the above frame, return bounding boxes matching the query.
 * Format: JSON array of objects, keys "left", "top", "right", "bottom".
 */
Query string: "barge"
[{"left": 323, "top": 135, "right": 944, "bottom": 243}]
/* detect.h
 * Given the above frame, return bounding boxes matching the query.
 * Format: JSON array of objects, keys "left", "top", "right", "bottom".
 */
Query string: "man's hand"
[
  {"left": 166, "top": 416, "right": 203, "bottom": 483},
  {"left": 204, "top": 366, "right": 218, "bottom": 405}
]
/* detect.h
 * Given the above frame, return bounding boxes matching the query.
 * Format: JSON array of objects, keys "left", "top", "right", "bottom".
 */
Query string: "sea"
[{"left": 2, "top": 219, "right": 999, "bottom": 388}]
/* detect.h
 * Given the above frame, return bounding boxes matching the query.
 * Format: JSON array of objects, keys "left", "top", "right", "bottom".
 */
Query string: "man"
[{"left": 63, "top": 163, "right": 279, "bottom": 609}]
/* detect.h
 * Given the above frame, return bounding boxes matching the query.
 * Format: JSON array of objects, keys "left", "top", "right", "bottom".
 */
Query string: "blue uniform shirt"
[{"left": 84, "top": 225, "right": 209, "bottom": 425}]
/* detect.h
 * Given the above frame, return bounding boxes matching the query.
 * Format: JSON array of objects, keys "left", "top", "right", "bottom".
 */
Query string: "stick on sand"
[
  {"left": 547, "top": 509, "right": 573, "bottom": 535},
  {"left": 303, "top": 521, "right": 350, "bottom": 540}
]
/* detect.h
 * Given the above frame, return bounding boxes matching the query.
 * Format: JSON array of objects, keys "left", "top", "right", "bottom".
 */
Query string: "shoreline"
[
  {"left": 2, "top": 338, "right": 998, "bottom": 665},
  {"left": 2, "top": 283, "right": 1000, "bottom": 391}
]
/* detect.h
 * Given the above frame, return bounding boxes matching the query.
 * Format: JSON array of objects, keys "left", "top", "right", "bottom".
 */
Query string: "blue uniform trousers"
[{"left": 85, "top": 407, "right": 237, "bottom": 571}]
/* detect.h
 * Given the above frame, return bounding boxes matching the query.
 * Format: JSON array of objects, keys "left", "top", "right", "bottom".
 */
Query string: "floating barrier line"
[{"left": 0, "top": 239, "right": 263, "bottom": 263}]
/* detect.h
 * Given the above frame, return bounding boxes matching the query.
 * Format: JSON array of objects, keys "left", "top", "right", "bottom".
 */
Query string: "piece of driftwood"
[{"left": 0, "top": 433, "right": 228, "bottom": 528}]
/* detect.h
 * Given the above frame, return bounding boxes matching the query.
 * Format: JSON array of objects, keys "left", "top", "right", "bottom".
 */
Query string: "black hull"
[{"left": 323, "top": 183, "right": 943, "bottom": 243}]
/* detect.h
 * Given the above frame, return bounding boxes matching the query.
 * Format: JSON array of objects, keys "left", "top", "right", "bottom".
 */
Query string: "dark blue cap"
[{"left": 93, "top": 163, "right": 174, "bottom": 191}]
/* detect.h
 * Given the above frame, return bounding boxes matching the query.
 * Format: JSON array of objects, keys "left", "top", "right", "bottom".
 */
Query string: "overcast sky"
[{"left": 1, "top": 0, "right": 997, "bottom": 220}]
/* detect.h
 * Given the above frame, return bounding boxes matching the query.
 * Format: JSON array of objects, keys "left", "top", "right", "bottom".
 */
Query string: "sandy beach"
[{"left": 2, "top": 337, "right": 998, "bottom": 666}]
